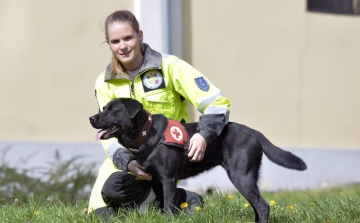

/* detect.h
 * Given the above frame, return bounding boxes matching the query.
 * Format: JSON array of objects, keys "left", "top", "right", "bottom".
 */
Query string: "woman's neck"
[{"left": 124, "top": 53, "right": 144, "bottom": 71}]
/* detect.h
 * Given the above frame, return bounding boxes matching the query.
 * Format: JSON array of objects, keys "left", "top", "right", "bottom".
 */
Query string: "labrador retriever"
[{"left": 89, "top": 98, "right": 307, "bottom": 223}]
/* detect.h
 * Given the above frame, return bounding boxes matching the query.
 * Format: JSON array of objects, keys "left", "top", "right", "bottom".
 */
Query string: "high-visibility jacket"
[{"left": 88, "top": 44, "right": 230, "bottom": 212}]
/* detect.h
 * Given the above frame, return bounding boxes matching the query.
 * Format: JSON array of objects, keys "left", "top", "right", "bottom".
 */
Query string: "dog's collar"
[{"left": 131, "top": 111, "right": 153, "bottom": 149}]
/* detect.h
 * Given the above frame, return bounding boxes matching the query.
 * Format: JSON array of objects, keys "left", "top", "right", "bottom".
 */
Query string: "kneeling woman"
[{"left": 88, "top": 10, "right": 231, "bottom": 216}]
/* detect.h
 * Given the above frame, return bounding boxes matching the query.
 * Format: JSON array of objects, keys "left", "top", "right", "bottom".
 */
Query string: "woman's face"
[{"left": 107, "top": 21, "right": 143, "bottom": 71}]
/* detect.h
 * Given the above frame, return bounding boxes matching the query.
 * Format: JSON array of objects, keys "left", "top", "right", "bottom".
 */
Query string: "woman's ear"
[
  {"left": 139, "top": 30, "right": 143, "bottom": 42},
  {"left": 106, "top": 41, "right": 112, "bottom": 51}
]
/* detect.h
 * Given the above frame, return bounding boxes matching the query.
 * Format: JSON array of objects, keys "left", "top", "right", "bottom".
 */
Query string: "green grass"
[{"left": 1, "top": 185, "right": 359, "bottom": 223}]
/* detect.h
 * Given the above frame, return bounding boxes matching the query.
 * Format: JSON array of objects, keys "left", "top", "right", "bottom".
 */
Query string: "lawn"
[{"left": 1, "top": 185, "right": 359, "bottom": 223}]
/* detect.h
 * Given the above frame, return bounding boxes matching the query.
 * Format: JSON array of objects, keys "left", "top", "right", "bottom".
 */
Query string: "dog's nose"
[{"left": 89, "top": 116, "right": 97, "bottom": 123}]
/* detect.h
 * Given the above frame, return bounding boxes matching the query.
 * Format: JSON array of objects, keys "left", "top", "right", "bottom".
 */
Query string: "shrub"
[{"left": 0, "top": 148, "right": 97, "bottom": 204}]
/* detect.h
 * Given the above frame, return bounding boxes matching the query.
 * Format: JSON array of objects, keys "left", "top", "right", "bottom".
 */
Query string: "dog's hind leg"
[{"left": 226, "top": 163, "right": 269, "bottom": 223}]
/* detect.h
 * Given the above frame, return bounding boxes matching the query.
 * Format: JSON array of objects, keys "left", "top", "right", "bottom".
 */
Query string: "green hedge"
[{"left": 0, "top": 148, "right": 97, "bottom": 204}]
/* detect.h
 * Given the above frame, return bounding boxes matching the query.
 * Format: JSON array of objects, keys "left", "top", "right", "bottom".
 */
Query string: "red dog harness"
[
  {"left": 163, "top": 120, "right": 189, "bottom": 148},
  {"left": 128, "top": 115, "right": 190, "bottom": 175},
  {"left": 162, "top": 119, "right": 189, "bottom": 172},
  {"left": 128, "top": 114, "right": 189, "bottom": 159}
]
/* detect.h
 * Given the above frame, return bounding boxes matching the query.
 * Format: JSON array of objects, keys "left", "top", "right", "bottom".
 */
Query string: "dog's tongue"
[{"left": 95, "top": 130, "right": 107, "bottom": 141}]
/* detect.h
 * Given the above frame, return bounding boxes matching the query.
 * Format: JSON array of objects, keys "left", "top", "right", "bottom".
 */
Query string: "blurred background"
[{"left": 1, "top": 0, "right": 359, "bottom": 199}]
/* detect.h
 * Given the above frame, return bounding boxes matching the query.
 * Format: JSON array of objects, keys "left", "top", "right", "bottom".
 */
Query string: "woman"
[{"left": 88, "top": 10, "right": 231, "bottom": 217}]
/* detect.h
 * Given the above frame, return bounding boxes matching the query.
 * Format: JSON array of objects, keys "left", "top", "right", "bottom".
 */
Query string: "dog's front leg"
[{"left": 161, "top": 178, "right": 180, "bottom": 216}]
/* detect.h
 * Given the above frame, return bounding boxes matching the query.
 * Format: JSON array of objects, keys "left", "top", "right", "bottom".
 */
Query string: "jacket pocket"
[{"left": 143, "top": 90, "right": 175, "bottom": 114}]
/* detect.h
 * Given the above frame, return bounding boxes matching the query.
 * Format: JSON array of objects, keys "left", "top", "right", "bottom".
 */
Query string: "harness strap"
[
  {"left": 162, "top": 120, "right": 189, "bottom": 176},
  {"left": 132, "top": 112, "right": 153, "bottom": 148}
]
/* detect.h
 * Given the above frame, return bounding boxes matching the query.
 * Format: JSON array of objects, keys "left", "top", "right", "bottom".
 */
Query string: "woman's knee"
[{"left": 101, "top": 171, "right": 151, "bottom": 208}]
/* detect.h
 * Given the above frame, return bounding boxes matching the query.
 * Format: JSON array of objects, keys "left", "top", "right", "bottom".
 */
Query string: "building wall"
[
  {"left": 0, "top": 0, "right": 133, "bottom": 142},
  {"left": 1, "top": 0, "right": 359, "bottom": 149},
  {"left": 183, "top": 0, "right": 360, "bottom": 148}
]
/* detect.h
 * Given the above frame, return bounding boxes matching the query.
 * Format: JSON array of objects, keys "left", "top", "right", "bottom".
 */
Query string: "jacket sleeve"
[
  {"left": 197, "top": 113, "right": 227, "bottom": 143},
  {"left": 112, "top": 147, "right": 136, "bottom": 172},
  {"left": 170, "top": 58, "right": 231, "bottom": 143},
  {"left": 95, "top": 72, "right": 136, "bottom": 171}
]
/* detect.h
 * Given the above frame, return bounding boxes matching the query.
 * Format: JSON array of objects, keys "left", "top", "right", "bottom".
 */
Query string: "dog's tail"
[{"left": 259, "top": 134, "right": 307, "bottom": 171}]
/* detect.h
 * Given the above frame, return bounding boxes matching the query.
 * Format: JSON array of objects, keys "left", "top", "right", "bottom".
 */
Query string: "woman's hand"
[
  {"left": 127, "top": 160, "right": 153, "bottom": 180},
  {"left": 188, "top": 133, "right": 207, "bottom": 162}
]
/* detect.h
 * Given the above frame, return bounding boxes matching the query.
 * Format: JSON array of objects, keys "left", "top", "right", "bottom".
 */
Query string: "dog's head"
[{"left": 89, "top": 98, "right": 144, "bottom": 140}]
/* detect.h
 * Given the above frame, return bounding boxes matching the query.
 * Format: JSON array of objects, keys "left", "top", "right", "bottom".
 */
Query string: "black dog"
[{"left": 89, "top": 98, "right": 307, "bottom": 223}]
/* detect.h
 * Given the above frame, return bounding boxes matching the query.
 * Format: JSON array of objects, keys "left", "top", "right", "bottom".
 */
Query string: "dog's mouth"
[{"left": 95, "top": 125, "right": 120, "bottom": 140}]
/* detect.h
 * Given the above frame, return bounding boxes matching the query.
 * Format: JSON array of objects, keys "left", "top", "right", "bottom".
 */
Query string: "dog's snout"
[{"left": 89, "top": 115, "right": 97, "bottom": 123}]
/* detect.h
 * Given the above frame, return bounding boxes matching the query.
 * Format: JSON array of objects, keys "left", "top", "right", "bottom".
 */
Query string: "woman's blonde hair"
[{"left": 105, "top": 10, "right": 145, "bottom": 77}]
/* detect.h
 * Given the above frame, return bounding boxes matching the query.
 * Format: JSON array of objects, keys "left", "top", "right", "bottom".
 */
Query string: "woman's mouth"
[{"left": 120, "top": 51, "right": 132, "bottom": 57}]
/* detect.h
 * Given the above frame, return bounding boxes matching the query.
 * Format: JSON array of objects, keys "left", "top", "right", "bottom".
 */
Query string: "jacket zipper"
[
  {"left": 130, "top": 81, "right": 134, "bottom": 98},
  {"left": 127, "top": 79, "right": 134, "bottom": 98}
]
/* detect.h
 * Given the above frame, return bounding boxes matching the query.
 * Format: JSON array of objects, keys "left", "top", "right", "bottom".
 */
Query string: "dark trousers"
[{"left": 101, "top": 171, "right": 186, "bottom": 209}]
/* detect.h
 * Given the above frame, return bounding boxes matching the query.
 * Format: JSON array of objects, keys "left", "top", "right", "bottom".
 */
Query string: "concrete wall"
[
  {"left": 183, "top": 0, "right": 360, "bottom": 148},
  {"left": 1, "top": 1, "right": 359, "bottom": 149},
  {"left": 0, "top": 0, "right": 133, "bottom": 142}
]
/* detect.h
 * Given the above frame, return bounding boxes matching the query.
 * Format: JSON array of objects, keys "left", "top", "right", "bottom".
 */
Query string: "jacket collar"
[{"left": 104, "top": 43, "right": 162, "bottom": 82}]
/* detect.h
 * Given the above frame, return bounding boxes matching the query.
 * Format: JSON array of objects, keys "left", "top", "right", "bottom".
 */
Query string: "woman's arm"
[
  {"left": 170, "top": 58, "right": 231, "bottom": 161},
  {"left": 170, "top": 59, "right": 230, "bottom": 143}
]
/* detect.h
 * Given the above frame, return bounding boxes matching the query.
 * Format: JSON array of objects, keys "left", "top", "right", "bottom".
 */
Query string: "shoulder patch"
[{"left": 194, "top": 77, "right": 210, "bottom": 92}]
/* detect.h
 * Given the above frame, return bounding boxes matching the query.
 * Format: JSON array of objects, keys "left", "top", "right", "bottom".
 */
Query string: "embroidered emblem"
[
  {"left": 143, "top": 71, "right": 163, "bottom": 89},
  {"left": 170, "top": 126, "right": 183, "bottom": 141},
  {"left": 142, "top": 131, "right": 147, "bottom": 136},
  {"left": 195, "top": 77, "right": 210, "bottom": 91}
]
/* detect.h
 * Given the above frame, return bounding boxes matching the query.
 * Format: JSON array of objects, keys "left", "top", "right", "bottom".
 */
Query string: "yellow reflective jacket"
[
  {"left": 89, "top": 44, "right": 231, "bottom": 212},
  {"left": 95, "top": 44, "right": 230, "bottom": 156}
]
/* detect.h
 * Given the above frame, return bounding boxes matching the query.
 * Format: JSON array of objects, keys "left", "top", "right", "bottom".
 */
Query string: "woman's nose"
[{"left": 119, "top": 41, "right": 127, "bottom": 50}]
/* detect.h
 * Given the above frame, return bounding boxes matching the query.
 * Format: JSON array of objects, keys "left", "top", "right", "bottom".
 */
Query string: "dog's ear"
[{"left": 124, "top": 98, "right": 143, "bottom": 118}]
